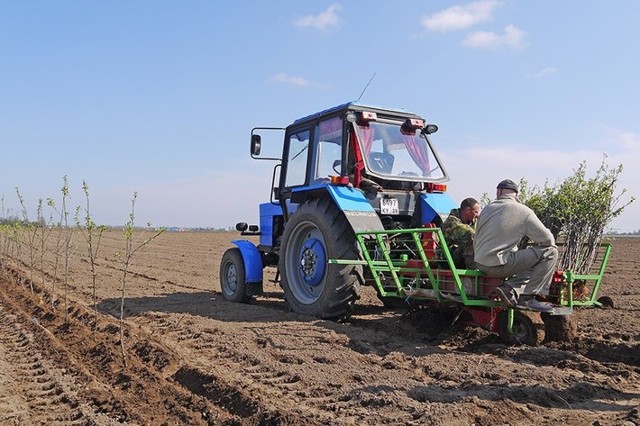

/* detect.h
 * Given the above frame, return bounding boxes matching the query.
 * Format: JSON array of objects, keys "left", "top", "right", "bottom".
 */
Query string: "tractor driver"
[
  {"left": 473, "top": 179, "right": 558, "bottom": 312},
  {"left": 441, "top": 197, "right": 480, "bottom": 269}
]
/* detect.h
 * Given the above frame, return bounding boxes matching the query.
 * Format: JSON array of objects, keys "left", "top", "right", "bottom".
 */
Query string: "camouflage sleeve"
[
  {"left": 442, "top": 216, "right": 475, "bottom": 247},
  {"left": 450, "top": 223, "right": 475, "bottom": 247}
]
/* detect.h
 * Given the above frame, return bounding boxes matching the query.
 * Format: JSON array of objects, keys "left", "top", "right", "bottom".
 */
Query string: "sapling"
[
  {"left": 61, "top": 177, "right": 75, "bottom": 319},
  {"left": 75, "top": 180, "right": 107, "bottom": 324},
  {"left": 45, "top": 176, "right": 75, "bottom": 316},
  {"left": 117, "top": 191, "right": 165, "bottom": 367},
  {"left": 46, "top": 199, "right": 66, "bottom": 308},
  {"left": 38, "top": 199, "right": 56, "bottom": 293},
  {"left": 15, "top": 188, "right": 40, "bottom": 292},
  {"left": 520, "top": 157, "right": 634, "bottom": 274}
]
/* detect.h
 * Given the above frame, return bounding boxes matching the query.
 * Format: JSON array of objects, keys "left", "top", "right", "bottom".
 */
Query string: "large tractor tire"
[
  {"left": 497, "top": 309, "right": 545, "bottom": 346},
  {"left": 279, "top": 198, "right": 362, "bottom": 319},
  {"left": 220, "top": 248, "right": 252, "bottom": 303}
]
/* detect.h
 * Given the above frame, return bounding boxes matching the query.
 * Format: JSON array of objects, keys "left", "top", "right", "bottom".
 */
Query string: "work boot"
[
  {"left": 495, "top": 285, "right": 517, "bottom": 308},
  {"left": 517, "top": 297, "right": 554, "bottom": 312}
]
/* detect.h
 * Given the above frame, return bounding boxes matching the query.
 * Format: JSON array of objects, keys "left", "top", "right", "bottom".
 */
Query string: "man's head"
[
  {"left": 496, "top": 179, "right": 518, "bottom": 197},
  {"left": 459, "top": 197, "right": 480, "bottom": 224}
]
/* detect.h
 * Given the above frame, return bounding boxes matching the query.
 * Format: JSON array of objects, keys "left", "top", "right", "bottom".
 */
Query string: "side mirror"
[{"left": 251, "top": 134, "right": 262, "bottom": 156}]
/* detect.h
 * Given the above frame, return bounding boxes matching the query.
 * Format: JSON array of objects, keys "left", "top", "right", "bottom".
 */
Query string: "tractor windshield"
[{"left": 353, "top": 120, "right": 446, "bottom": 181}]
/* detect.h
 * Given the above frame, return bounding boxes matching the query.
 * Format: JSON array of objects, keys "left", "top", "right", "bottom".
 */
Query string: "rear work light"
[
  {"left": 359, "top": 111, "right": 377, "bottom": 122},
  {"left": 426, "top": 183, "right": 447, "bottom": 193},
  {"left": 404, "top": 118, "right": 425, "bottom": 130}
]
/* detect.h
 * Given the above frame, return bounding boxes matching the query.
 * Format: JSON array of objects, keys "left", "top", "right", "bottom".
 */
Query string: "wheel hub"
[
  {"left": 225, "top": 263, "right": 237, "bottom": 291},
  {"left": 298, "top": 238, "right": 326, "bottom": 286}
]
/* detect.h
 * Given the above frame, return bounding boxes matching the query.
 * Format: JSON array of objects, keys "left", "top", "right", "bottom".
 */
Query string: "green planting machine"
[{"left": 330, "top": 227, "right": 612, "bottom": 345}]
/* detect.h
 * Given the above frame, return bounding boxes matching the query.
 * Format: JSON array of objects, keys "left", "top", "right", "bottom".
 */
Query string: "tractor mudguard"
[
  {"left": 325, "top": 185, "right": 385, "bottom": 232},
  {"left": 419, "top": 192, "right": 456, "bottom": 224},
  {"left": 231, "top": 240, "right": 263, "bottom": 283}
]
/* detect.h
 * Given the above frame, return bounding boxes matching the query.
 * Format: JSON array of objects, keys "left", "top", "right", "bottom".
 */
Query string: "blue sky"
[{"left": 1, "top": 1, "right": 638, "bottom": 231}]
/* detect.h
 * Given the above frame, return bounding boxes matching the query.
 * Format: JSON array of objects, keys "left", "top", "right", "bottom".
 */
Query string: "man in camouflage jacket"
[{"left": 441, "top": 197, "right": 480, "bottom": 269}]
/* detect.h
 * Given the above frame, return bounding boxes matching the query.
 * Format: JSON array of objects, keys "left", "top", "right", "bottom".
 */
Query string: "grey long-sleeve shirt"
[{"left": 473, "top": 194, "right": 555, "bottom": 267}]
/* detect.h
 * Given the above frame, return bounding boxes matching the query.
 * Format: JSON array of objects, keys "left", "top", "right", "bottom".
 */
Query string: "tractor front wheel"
[
  {"left": 220, "top": 248, "right": 251, "bottom": 303},
  {"left": 279, "top": 198, "right": 362, "bottom": 319}
]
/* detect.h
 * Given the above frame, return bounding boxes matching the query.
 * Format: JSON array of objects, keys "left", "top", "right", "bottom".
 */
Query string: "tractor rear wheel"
[
  {"left": 279, "top": 198, "right": 362, "bottom": 319},
  {"left": 497, "top": 309, "right": 545, "bottom": 346},
  {"left": 220, "top": 248, "right": 251, "bottom": 303}
]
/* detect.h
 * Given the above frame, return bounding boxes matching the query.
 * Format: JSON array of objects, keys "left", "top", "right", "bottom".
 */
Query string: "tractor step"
[
  {"left": 546, "top": 306, "right": 573, "bottom": 316},
  {"left": 512, "top": 305, "right": 572, "bottom": 315}
]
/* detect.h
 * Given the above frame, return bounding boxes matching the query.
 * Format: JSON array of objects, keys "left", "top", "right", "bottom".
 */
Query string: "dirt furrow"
[{"left": 0, "top": 302, "right": 93, "bottom": 424}]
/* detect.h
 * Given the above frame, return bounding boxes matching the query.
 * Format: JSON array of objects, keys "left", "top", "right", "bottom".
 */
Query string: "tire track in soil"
[
  {"left": 129, "top": 289, "right": 640, "bottom": 425},
  {"left": 0, "top": 271, "right": 306, "bottom": 425},
  {"left": 135, "top": 312, "right": 323, "bottom": 424},
  {"left": 133, "top": 312, "right": 438, "bottom": 425},
  {"left": 0, "top": 302, "right": 91, "bottom": 424}
]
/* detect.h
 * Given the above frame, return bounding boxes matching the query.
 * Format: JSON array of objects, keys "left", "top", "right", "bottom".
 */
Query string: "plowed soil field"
[{"left": 0, "top": 230, "right": 638, "bottom": 425}]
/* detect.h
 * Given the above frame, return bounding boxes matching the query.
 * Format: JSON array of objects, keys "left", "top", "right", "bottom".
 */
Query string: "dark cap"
[{"left": 497, "top": 179, "right": 518, "bottom": 193}]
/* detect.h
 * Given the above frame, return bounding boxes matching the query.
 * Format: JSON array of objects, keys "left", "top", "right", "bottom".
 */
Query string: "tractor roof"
[{"left": 291, "top": 102, "right": 423, "bottom": 127}]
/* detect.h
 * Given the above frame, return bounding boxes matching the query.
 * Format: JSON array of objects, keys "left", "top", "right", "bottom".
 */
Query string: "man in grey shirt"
[{"left": 473, "top": 179, "right": 558, "bottom": 312}]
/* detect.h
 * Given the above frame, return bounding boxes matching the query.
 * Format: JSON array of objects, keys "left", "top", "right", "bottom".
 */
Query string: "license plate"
[{"left": 380, "top": 197, "right": 399, "bottom": 215}]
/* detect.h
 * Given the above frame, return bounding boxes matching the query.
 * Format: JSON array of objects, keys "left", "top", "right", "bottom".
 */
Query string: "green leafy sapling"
[
  {"left": 75, "top": 180, "right": 107, "bottom": 324},
  {"left": 117, "top": 191, "right": 165, "bottom": 367}
]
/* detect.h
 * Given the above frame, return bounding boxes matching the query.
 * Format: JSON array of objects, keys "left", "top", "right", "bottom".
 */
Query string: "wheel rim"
[
  {"left": 284, "top": 220, "right": 328, "bottom": 304},
  {"left": 223, "top": 261, "right": 238, "bottom": 295}
]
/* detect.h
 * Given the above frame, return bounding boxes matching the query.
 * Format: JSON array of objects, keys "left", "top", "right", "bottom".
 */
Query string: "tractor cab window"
[
  {"left": 284, "top": 130, "right": 311, "bottom": 187},
  {"left": 354, "top": 120, "right": 445, "bottom": 181},
  {"left": 314, "top": 117, "right": 343, "bottom": 181}
]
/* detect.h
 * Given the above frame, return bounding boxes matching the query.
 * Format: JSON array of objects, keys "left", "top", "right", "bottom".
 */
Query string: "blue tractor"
[{"left": 220, "top": 102, "right": 456, "bottom": 319}]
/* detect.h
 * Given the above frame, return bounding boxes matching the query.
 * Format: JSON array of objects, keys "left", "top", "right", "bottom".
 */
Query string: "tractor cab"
[
  {"left": 272, "top": 103, "right": 448, "bottom": 195},
  {"left": 251, "top": 103, "right": 455, "bottom": 241}
]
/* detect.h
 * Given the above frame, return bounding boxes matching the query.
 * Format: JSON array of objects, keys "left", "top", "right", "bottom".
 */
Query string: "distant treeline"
[
  {"left": 607, "top": 230, "right": 640, "bottom": 236},
  {"left": 0, "top": 217, "right": 46, "bottom": 226},
  {"left": 0, "top": 218, "right": 233, "bottom": 233}
]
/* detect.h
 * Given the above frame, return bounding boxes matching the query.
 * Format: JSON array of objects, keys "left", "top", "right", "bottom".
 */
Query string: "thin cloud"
[
  {"left": 269, "top": 72, "right": 328, "bottom": 89},
  {"left": 463, "top": 24, "right": 527, "bottom": 50},
  {"left": 294, "top": 3, "right": 342, "bottom": 30},
  {"left": 269, "top": 73, "right": 323, "bottom": 88},
  {"left": 610, "top": 130, "right": 640, "bottom": 152},
  {"left": 421, "top": 0, "right": 500, "bottom": 32},
  {"left": 526, "top": 67, "right": 558, "bottom": 79}
]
